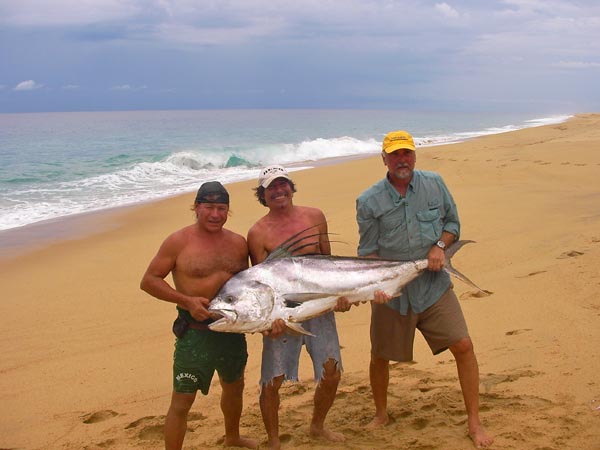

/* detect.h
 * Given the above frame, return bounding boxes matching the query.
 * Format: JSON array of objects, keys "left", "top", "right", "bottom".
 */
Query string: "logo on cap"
[
  {"left": 195, "top": 181, "right": 229, "bottom": 204},
  {"left": 382, "top": 130, "right": 416, "bottom": 153},
  {"left": 258, "top": 165, "right": 292, "bottom": 188}
]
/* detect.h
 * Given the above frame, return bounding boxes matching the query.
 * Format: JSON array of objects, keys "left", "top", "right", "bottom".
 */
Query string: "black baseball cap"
[{"left": 195, "top": 181, "right": 229, "bottom": 204}]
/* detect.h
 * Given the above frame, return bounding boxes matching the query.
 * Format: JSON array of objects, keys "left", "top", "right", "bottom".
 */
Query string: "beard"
[{"left": 391, "top": 165, "right": 413, "bottom": 180}]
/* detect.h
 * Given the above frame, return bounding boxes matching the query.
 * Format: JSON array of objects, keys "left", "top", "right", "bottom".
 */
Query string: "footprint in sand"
[
  {"left": 96, "top": 438, "right": 118, "bottom": 448},
  {"left": 481, "top": 369, "right": 543, "bottom": 393},
  {"left": 505, "top": 328, "right": 532, "bottom": 336},
  {"left": 459, "top": 289, "right": 493, "bottom": 300},
  {"left": 516, "top": 270, "right": 547, "bottom": 278},
  {"left": 126, "top": 415, "right": 164, "bottom": 429},
  {"left": 137, "top": 424, "right": 163, "bottom": 441},
  {"left": 557, "top": 250, "right": 584, "bottom": 259},
  {"left": 82, "top": 410, "right": 119, "bottom": 424},
  {"left": 411, "top": 417, "right": 429, "bottom": 430},
  {"left": 125, "top": 415, "right": 168, "bottom": 441},
  {"left": 279, "top": 433, "right": 293, "bottom": 444},
  {"left": 282, "top": 383, "right": 308, "bottom": 396}
]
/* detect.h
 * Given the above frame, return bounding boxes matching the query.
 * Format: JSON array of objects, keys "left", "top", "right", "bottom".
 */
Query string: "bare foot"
[
  {"left": 309, "top": 424, "right": 345, "bottom": 442},
  {"left": 265, "top": 436, "right": 281, "bottom": 450},
  {"left": 469, "top": 423, "right": 494, "bottom": 448},
  {"left": 224, "top": 435, "right": 259, "bottom": 449},
  {"left": 366, "top": 414, "right": 389, "bottom": 430}
]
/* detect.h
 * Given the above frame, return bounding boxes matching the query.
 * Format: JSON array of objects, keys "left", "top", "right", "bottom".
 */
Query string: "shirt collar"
[{"left": 384, "top": 171, "right": 418, "bottom": 199}]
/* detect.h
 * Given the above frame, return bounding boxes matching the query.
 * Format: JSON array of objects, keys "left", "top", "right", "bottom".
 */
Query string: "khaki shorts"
[{"left": 370, "top": 288, "right": 469, "bottom": 362}]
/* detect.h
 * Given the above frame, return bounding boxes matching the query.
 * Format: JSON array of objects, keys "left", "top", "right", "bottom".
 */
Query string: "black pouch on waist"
[{"left": 172, "top": 316, "right": 190, "bottom": 338}]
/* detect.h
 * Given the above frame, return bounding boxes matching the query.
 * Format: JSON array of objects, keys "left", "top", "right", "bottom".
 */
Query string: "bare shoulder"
[
  {"left": 247, "top": 216, "right": 269, "bottom": 242},
  {"left": 222, "top": 228, "right": 247, "bottom": 248},
  {"left": 159, "top": 224, "right": 193, "bottom": 252},
  {"left": 297, "top": 205, "right": 327, "bottom": 225}
]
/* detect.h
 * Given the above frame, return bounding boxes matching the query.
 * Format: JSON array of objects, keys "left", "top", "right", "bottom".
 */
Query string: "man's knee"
[
  {"left": 321, "top": 358, "right": 341, "bottom": 384},
  {"left": 449, "top": 336, "right": 474, "bottom": 356},
  {"left": 260, "top": 375, "right": 284, "bottom": 398},
  {"left": 169, "top": 392, "right": 196, "bottom": 416},
  {"left": 370, "top": 354, "right": 389, "bottom": 367},
  {"left": 221, "top": 375, "right": 245, "bottom": 395}
]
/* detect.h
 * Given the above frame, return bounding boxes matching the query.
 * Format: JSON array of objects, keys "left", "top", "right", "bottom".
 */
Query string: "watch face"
[{"left": 437, "top": 240, "right": 445, "bottom": 248}]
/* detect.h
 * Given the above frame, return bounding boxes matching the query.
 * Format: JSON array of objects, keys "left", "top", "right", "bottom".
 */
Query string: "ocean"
[{"left": 0, "top": 109, "right": 571, "bottom": 235}]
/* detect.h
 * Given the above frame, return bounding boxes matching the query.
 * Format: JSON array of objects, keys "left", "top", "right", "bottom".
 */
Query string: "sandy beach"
[{"left": 1, "top": 113, "right": 599, "bottom": 449}]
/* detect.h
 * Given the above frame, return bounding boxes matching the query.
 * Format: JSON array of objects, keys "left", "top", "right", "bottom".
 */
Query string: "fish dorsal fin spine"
[{"left": 264, "top": 223, "right": 342, "bottom": 262}]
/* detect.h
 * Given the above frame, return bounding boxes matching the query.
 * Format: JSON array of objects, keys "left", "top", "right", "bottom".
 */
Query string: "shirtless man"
[
  {"left": 247, "top": 165, "right": 349, "bottom": 450},
  {"left": 140, "top": 181, "right": 257, "bottom": 450}
]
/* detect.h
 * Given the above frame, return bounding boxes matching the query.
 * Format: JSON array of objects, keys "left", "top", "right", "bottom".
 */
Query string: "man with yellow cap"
[{"left": 356, "top": 131, "right": 493, "bottom": 448}]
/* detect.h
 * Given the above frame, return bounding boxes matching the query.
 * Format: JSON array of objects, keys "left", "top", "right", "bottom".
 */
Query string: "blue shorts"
[{"left": 260, "top": 312, "right": 342, "bottom": 385}]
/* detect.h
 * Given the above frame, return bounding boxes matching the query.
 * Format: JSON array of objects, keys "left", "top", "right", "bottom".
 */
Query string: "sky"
[{"left": 1, "top": 0, "right": 599, "bottom": 113}]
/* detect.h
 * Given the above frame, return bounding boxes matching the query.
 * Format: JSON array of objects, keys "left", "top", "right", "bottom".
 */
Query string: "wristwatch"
[{"left": 435, "top": 240, "right": 446, "bottom": 250}]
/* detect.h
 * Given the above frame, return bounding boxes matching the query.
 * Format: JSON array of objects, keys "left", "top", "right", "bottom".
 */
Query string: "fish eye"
[{"left": 225, "top": 296, "right": 234, "bottom": 303}]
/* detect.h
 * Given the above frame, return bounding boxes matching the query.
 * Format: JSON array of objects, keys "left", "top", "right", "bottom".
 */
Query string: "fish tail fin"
[{"left": 445, "top": 240, "right": 491, "bottom": 296}]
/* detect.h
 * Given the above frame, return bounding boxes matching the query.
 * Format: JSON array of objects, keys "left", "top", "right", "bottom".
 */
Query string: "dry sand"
[{"left": 1, "top": 113, "right": 599, "bottom": 449}]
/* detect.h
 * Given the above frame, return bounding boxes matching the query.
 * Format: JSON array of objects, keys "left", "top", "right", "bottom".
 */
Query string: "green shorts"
[{"left": 173, "top": 329, "right": 248, "bottom": 395}]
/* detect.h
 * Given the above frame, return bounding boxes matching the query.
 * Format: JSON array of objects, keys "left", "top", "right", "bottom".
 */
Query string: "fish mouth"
[{"left": 207, "top": 309, "right": 237, "bottom": 327}]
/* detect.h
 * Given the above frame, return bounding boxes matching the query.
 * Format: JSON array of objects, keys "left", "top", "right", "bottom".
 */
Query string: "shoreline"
[
  {"left": 0, "top": 148, "right": 419, "bottom": 260},
  {"left": 0, "top": 112, "right": 573, "bottom": 255}
]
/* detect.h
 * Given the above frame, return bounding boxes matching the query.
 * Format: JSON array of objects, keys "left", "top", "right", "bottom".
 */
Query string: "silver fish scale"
[{"left": 281, "top": 256, "right": 425, "bottom": 296}]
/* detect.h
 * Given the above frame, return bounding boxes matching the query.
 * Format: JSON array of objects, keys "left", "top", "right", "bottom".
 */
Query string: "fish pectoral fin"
[
  {"left": 284, "top": 322, "right": 315, "bottom": 337},
  {"left": 283, "top": 299, "right": 302, "bottom": 308},
  {"left": 282, "top": 292, "right": 328, "bottom": 303}
]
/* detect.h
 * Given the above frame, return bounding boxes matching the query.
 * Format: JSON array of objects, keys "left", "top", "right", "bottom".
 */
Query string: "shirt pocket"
[
  {"left": 416, "top": 208, "right": 442, "bottom": 245},
  {"left": 379, "top": 207, "right": 406, "bottom": 238}
]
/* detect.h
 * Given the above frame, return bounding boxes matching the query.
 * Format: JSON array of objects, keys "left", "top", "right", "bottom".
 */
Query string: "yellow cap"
[{"left": 382, "top": 130, "right": 416, "bottom": 153}]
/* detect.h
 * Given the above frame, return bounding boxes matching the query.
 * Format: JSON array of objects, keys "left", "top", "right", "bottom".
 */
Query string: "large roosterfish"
[{"left": 208, "top": 227, "right": 489, "bottom": 335}]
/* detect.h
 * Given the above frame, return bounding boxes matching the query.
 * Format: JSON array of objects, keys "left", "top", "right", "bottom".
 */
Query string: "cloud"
[
  {"left": 552, "top": 61, "right": 600, "bottom": 69},
  {"left": 0, "top": 0, "right": 144, "bottom": 26},
  {"left": 14, "top": 80, "right": 43, "bottom": 91},
  {"left": 1, "top": 1, "right": 600, "bottom": 112},
  {"left": 110, "top": 84, "right": 148, "bottom": 91},
  {"left": 435, "top": 3, "right": 460, "bottom": 18}
]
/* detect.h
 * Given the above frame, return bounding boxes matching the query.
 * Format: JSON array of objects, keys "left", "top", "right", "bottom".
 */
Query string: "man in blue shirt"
[{"left": 356, "top": 131, "right": 493, "bottom": 448}]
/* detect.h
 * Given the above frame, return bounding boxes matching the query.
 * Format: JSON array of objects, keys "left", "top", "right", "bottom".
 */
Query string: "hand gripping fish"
[{"left": 208, "top": 228, "right": 490, "bottom": 335}]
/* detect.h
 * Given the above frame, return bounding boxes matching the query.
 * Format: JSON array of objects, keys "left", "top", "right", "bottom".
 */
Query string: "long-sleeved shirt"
[{"left": 356, "top": 170, "right": 460, "bottom": 314}]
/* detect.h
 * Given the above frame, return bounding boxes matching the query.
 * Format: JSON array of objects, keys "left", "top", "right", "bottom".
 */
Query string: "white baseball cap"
[{"left": 258, "top": 165, "right": 292, "bottom": 188}]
